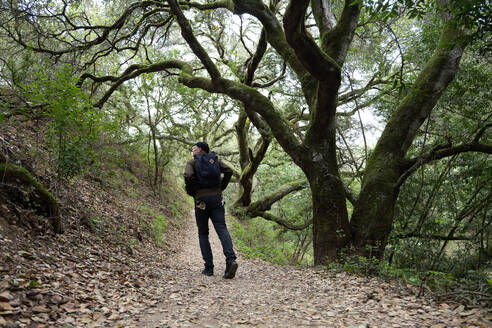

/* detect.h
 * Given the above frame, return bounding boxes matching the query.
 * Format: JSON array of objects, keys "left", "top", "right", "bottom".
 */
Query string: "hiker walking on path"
[{"left": 184, "top": 142, "right": 238, "bottom": 279}]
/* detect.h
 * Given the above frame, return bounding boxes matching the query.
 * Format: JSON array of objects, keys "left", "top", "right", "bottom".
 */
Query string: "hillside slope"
[{"left": 0, "top": 118, "right": 190, "bottom": 327}]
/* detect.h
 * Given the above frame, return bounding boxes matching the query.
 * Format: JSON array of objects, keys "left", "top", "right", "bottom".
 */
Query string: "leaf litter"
[{"left": 1, "top": 212, "right": 491, "bottom": 327}]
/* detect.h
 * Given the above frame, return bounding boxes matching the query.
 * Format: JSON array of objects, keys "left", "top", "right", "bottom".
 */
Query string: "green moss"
[{"left": 0, "top": 162, "right": 62, "bottom": 232}]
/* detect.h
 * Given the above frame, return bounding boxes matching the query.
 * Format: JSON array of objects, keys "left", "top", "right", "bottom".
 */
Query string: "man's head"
[{"left": 192, "top": 141, "right": 209, "bottom": 155}]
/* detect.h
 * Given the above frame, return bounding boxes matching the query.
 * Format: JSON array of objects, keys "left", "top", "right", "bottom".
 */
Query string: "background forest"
[{"left": 0, "top": 0, "right": 490, "bottom": 305}]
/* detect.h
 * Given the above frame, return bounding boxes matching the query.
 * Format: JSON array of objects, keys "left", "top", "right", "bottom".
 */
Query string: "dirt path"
[{"left": 121, "top": 213, "right": 489, "bottom": 328}]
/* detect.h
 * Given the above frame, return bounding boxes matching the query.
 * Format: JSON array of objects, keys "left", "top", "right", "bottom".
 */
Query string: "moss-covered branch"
[
  {"left": 235, "top": 139, "right": 271, "bottom": 206},
  {"left": 311, "top": 0, "right": 337, "bottom": 33},
  {"left": 0, "top": 163, "right": 62, "bottom": 233},
  {"left": 178, "top": 74, "right": 304, "bottom": 164},
  {"left": 178, "top": 0, "right": 233, "bottom": 11},
  {"left": 89, "top": 60, "right": 190, "bottom": 108},
  {"left": 372, "top": 22, "right": 468, "bottom": 159},
  {"left": 235, "top": 109, "right": 251, "bottom": 171},
  {"left": 231, "top": 179, "right": 311, "bottom": 230},
  {"left": 257, "top": 211, "right": 312, "bottom": 231},
  {"left": 247, "top": 179, "right": 308, "bottom": 213},
  {"left": 349, "top": 17, "right": 470, "bottom": 258},
  {"left": 233, "top": 27, "right": 273, "bottom": 206},
  {"left": 179, "top": 0, "right": 320, "bottom": 110},
  {"left": 228, "top": 0, "right": 318, "bottom": 109},
  {"left": 244, "top": 28, "right": 267, "bottom": 85}
]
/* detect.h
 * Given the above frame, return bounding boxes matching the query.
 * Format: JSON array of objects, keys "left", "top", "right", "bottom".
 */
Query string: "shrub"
[
  {"left": 24, "top": 65, "right": 116, "bottom": 179},
  {"left": 230, "top": 217, "right": 290, "bottom": 265},
  {"left": 151, "top": 215, "right": 168, "bottom": 246}
]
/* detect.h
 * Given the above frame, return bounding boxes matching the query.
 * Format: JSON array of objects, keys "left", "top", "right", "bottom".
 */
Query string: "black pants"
[{"left": 195, "top": 194, "right": 236, "bottom": 268}]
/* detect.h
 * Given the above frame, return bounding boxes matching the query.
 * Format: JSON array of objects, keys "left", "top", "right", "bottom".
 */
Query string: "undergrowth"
[
  {"left": 230, "top": 216, "right": 305, "bottom": 266},
  {"left": 327, "top": 251, "right": 492, "bottom": 307}
]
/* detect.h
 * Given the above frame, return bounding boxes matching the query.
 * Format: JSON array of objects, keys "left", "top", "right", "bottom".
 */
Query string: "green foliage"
[
  {"left": 138, "top": 204, "right": 169, "bottom": 246},
  {"left": 361, "top": 0, "right": 490, "bottom": 33},
  {"left": 29, "top": 280, "right": 41, "bottom": 288},
  {"left": 24, "top": 65, "right": 116, "bottom": 179},
  {"left": 89, "top": 216, "right": 104, "bottom": 232},
  {"left": 230, "top": 217, "right": 290, "bottom": 265},
  {"left": 328, "top": 253, "right": 381, "bottom": 276},
  {"left": 328, "top": 254, "right": 455, "bottom": 290},
  {"left": 170, "top": 202, "right": 181, "bottom": 218},
  {"left": 4, "top": 49, "right": 38, "bottom": 86},
  {"left": 150, "top": 215, "right": 168, "bottom": 246}
]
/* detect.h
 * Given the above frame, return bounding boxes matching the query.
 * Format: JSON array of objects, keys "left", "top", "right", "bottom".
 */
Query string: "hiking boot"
[
  {"left": 223, "top": 260, "right": 238, "bottom": 279},
  {"left": 202, "top": 266, "right": 213, "bottom": 276}
]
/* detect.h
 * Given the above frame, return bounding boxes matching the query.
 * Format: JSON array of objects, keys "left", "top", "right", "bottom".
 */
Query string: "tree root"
[{"left": 0, "top": 162, "right": 63, "bottom": 233}]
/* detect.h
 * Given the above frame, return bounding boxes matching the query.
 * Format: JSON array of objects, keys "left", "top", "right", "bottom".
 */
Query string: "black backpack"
[{"left": 194, "top": 152, "right": 221, "bottom": 188}]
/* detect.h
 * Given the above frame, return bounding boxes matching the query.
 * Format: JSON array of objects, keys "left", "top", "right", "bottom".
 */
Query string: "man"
[{"left": 184, "top": 142, "right": 238, "bottom": 279}]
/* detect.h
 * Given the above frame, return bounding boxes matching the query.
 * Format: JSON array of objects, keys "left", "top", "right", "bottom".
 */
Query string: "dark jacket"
[{"left": 184, "top": 151, "right": 233, "bottom": 199}]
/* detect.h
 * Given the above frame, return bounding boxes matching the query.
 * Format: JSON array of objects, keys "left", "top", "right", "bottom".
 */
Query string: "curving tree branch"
[
  {"left": 178, "top": 0, "right": 232, "bottom": 11},
  {"left": 94, "top": 60, "right": 190, "bottom": 108},
  {"left": 311, "top": 0, "right": 337, "bottom": 33},
  {"left": 397, "top": 142, "right": 492, "bottom": 188},
  {"left": 319, "top": 0, "right": 361, "bottom": 66},
  {"left": 167, "top": 0, "right": 221, "bottom": 80},
  {"left": 256, "top": 211, "right": 312, "bottom": 231},
  {"left": 231, "top": 179, "right": 311, "bottom": 231},
  {"left": 1, "top": 1, "right": 170, "bottom": 68},
  {"left": 246, "top": 179, "right": 308, "bottom": 213}
]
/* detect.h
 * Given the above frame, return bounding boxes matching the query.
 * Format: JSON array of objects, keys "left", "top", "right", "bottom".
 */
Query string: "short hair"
[{"left": 195, "top": 142, "right": 209, "bottom": 153}]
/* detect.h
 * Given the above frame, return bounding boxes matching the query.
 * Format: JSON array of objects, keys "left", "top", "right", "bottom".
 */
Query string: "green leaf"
[{"left": 29, "top": 280, "right": 41, "bottom": 287}]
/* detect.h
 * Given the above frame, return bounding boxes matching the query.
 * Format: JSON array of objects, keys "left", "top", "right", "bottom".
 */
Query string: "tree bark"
[{"left": 307, "top": 169, "right": 350, "bottom": 264}]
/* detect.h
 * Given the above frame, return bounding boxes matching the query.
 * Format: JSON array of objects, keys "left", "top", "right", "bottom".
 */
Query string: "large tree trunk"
[
  {"left": 299, "top": 79, "right": 351, "bottom": 264},
  {"left": 307, "top": 168, "right": 350, "bottom": 264},
  {"left": 349, "top": 151, "right": 401, "bottom": 258},
  {"left": 350, "top": 21, "right": 468, "bottom": 258}
]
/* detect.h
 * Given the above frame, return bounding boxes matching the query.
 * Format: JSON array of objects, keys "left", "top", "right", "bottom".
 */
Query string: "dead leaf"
[
  {"left": 32, "top": 305, "right": 49, "bottom": 314},
  {"left": 108, "top": 312, "right": 120, "bottom": 320},
  {"left": 454, "top": 305, "right": 465, "bottom": 313},
  {"left": 0, "top": 292, "right": 13, "bottom": 302},
  {"left": 0, "top": 302, "right": 14, "bottom": 311}
]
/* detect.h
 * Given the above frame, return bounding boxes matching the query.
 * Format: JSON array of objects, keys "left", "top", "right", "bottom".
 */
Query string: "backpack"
[{"left": 194, "top": 152, "right": 221, "bottom": 188}]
